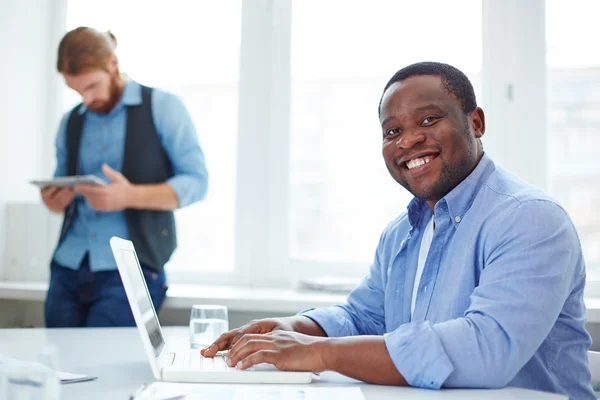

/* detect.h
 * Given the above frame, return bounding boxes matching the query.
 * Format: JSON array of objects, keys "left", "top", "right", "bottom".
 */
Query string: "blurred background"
[{"left": 0, "top": 0, "right": 598, "bottom": 328}]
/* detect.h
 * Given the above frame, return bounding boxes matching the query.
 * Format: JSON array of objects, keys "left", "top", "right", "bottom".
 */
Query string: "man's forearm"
[
  {"left": 128, "top": 183, "right": 179, "bottom": 210},
  {"left": 319, "top": 335, "right": 408, "bottom": 385},
  {"left": 289, "top": 316, "right": 327, "bottom": 337}
]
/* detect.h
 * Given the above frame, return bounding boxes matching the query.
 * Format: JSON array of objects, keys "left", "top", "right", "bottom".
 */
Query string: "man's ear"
[
  {"left": 107, "top": 53, "right": 119, "bottom": 74},
  {"left": 471, "top": 107, "right": 486, "bottom": 139}
]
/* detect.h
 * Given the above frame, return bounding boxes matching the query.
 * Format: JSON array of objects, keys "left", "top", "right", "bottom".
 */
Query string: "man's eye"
[
  {"left": 422, "top": 116, "right": 439, "bottom": 125},
  {"left": 385, "top": 128, "right": 401, "bottom": 137}
]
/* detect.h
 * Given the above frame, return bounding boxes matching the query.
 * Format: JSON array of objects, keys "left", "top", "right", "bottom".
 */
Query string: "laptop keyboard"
[
  {"left": 161, "top": 351, "right": 232, "bottom": 370},
  {"left": 189, "top": 352, "right": 229, "bottom": 370}
]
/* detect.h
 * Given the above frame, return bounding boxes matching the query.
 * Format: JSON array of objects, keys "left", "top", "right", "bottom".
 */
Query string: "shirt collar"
[
  {"left": 406, "top": 152, "right": 496, "bottom": 228},
  {"left": 407, "top": 196, "right": 428, "bottom": 228},
  {"left": 77, "top": 79, "right": 142, "bottom": 115}
]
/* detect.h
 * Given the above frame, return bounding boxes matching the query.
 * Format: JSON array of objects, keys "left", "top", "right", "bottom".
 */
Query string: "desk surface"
[{"left": 0, "top": 327, "right": 566, "bottom": 399}]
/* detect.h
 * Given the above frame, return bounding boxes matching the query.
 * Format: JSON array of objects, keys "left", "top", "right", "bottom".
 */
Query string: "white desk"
[{"left": 0, "top": 327, "right": 566, "bottom": 399}]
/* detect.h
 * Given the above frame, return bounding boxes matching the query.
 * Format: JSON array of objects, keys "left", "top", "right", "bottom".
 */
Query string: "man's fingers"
[
  {"left": 75, "top": 185, "right": 107, "bottom": 204},
  {"left": 201, "top": 330, "right": 239, "bottom": 357},
  {"left": 230, "top": 331, "right": 246, "bottom": 349},
  {"left": 60, "top": 193, "right": 75, "bottom": 205},
  {"left": 227, "top": 338, "right": 275, "bottom": 367},
  {"left": 54, "top": 192, "right": 73, "bottom": 206},
  {"left": 56, "top": 188, "right": 74, "bottom": 199},
  {"left": 237, "top": 350, "right": 278, "bottom": 370},
  {"left": 75, "top": 184, "right": 105, "bottom": 195},
  {"left": 200, "top": 340, "right": 226, "bottom": 357},
  {"left": 43, "top": 187, "right": 73, "bottom": 207},
  {"left": 203, "top": 321, "right": 279, "bottom": 358},
  {"left": 102, "top": 164, "right": 127, "bottom": 183},
  {"left": 204, "top": 324, "right": 262, "bottom": 357},
  {"left": 229, "top": 332, "right": 263, "bottom": 354},
  {"left": 41, "top": 186, "right": 59, "bottom": 197},
  {"left": 230, "top": 324, "right": 262, "bottom": 348}
]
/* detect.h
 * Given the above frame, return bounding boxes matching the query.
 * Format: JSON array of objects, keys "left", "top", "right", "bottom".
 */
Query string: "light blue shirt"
[
  {"left": 303, "top": 153, "right": 594, "bottom": 399},
  {"left": 53, "top": 80, "right": 208, "bottom": 271}
]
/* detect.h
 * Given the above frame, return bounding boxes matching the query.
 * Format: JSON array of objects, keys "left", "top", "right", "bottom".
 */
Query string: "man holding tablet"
[{"left": 40, "top": 27, "right": 208, "bottom": 327}]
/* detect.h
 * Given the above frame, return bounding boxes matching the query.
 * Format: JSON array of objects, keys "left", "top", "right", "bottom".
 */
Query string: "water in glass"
[
  {"left": 190, "top": 318, "right": 229, "bottom": 348},
  {"left": 189, "top": 305, "right": 229, "bottom": 349}
]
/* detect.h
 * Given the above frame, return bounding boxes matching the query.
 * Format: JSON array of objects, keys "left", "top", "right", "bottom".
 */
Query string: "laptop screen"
[{"left": 121, "top": 249, "right": 165, "bottom": 357}]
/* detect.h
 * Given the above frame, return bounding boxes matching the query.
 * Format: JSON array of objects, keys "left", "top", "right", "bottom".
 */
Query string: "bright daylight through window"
[
  {"left": 64, "top": 0, "right": 241, "bottom": 274},
  {"left": 62, "top": 0, "right": 599, "bottom": 286},
  {"left": 546, "top": 0, "right": 600, "bottom": 274},
  {"left": 289, "top": 0, "right": 481, "bottom": 265}
]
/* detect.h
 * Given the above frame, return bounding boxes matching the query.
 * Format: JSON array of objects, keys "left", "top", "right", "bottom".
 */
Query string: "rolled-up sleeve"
[
  {"left": 383, "top": 200, "right": 582, "bottom": 389},
  {"left": 152, "top": 91, "right": 209, "bottom": 208},
  {"left": 301, "top": 229, "right": 390, "bottom": 337},
  {"left": 384, "top": 321, "right": 454, "bottom": 388}
]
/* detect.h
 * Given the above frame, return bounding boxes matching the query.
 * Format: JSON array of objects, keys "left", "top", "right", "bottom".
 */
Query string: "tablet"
[{"left": 30, "top": 175, "right": 107, "bottom": 188}]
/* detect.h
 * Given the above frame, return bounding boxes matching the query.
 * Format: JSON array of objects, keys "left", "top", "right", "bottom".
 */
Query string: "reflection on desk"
[{"left": 0, "top": 327, "right": 566, "bottom": 400}]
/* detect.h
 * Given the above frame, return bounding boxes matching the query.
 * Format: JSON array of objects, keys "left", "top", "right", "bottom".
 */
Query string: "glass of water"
[{"left": 189, "top": 305, "right": 229, "bottom": 349}]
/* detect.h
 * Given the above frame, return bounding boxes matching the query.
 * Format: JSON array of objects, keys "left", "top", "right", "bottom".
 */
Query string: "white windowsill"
[
  {"left": 2, "top": 280, "right": 600, "bottom": 323},
  {"left": 0, "top": 281, "right": 347, "bottom": 314}
]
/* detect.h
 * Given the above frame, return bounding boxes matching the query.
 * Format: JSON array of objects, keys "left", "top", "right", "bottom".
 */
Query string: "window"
[
  {"left": 64, "top": 0, "right": 241, "bottom": 277},
  {"left": 546, "top": 0, "right": 600, "bottom": 273},
  {"left": 289, "top": 1, "right": 482, "bottom": 268},
  {"left": 57, "top": 0, "right": 598, "bottom": 291}
]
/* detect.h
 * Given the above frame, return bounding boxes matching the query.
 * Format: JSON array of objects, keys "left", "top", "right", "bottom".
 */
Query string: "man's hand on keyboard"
[
  {"left": 225, "top": 330, "right": 328, "bottom": 373},
  {"left": 201, "top": 317, "right": 296, "bottom": 358}
]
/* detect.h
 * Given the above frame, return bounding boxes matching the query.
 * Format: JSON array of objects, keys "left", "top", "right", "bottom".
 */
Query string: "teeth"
[{"left": 406, "top": 156, "right": 433, "bottom": 170}]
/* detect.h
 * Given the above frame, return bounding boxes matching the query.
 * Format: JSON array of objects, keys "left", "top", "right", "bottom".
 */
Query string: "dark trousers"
[{"left": 44, "top": 254, "right": 167, "bottom": 327}]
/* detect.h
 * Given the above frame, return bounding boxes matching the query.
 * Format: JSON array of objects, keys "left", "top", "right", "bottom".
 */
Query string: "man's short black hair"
[{"left": 378, "top": 61, "right": 477, "bottom": 116}]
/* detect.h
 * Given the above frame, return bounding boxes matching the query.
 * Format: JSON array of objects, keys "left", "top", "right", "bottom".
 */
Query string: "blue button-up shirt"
[
  {"left": 53, "top": 80, "right": 208, "bottom": 271},
  {"left": 303, "top": 153, "right": 594, "bottom": 399}
]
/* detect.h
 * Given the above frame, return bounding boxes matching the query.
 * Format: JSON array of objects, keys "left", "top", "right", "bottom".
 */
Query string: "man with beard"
[
  {"left": 201, "top": 62, "right": 594, "bottom": 399},
  {"left": 41, "top": 27, "right": 208, "bottom": 327}
]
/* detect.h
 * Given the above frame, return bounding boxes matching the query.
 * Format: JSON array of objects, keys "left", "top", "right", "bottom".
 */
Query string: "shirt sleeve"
[
  {"left": 301, "top": 228, "right": 389, "bottom": 337},
  {"left": 53, "top": 113, "right": 69, "bottom": 178},
  {"left": 383, "top": 200, "right": 584, "bottom": 389},
  {"left": 152, "top": 90, "right": 209, "bottom": 208}
]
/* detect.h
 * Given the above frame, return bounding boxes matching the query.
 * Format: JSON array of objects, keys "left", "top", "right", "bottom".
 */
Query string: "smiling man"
[
  {"left": 41, "top": 27, "right": 208, "bottom": 327},
  {"left": 202, "top": 62, "right": 594, "bottom": 399}
]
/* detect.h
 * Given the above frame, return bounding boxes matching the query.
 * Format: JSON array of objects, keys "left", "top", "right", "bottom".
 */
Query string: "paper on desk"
[
  {"left": 57, "top": 370, "right": 97, "bottom": 384},
  {"left": 138, "top": 382, "right": 365, "bottom": 400},
  {"left": 0, "top": 354, "right": 97, "bottom": 384}
]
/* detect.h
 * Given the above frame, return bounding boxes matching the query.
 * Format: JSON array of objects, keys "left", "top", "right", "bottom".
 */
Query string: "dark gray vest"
[{"left": 60, "top": 85, "right": 176, "bottom": 272}]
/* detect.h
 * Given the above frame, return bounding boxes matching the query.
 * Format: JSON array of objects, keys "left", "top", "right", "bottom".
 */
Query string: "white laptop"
[{"left": 110, "top": 236, "right": 313, "bottom": 384}]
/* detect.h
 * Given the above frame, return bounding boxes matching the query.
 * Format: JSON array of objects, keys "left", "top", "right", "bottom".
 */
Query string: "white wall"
[
  {"left": 0, "top": 0, "right": 65, "bottom": 278},
  {"left": 481, "top": 0, "right": 547, "bottom": 190}
]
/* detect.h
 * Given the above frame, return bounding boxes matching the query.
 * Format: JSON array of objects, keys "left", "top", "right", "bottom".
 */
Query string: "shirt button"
[
  {"left": 102, "top": 145, "right": 108, "bottom": 152},
  {"left": 89, "top": 233, "right": 96, "bottom": 240},
  {"left": 454, "top": 215, "right": 462, "bottom": 223}
]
